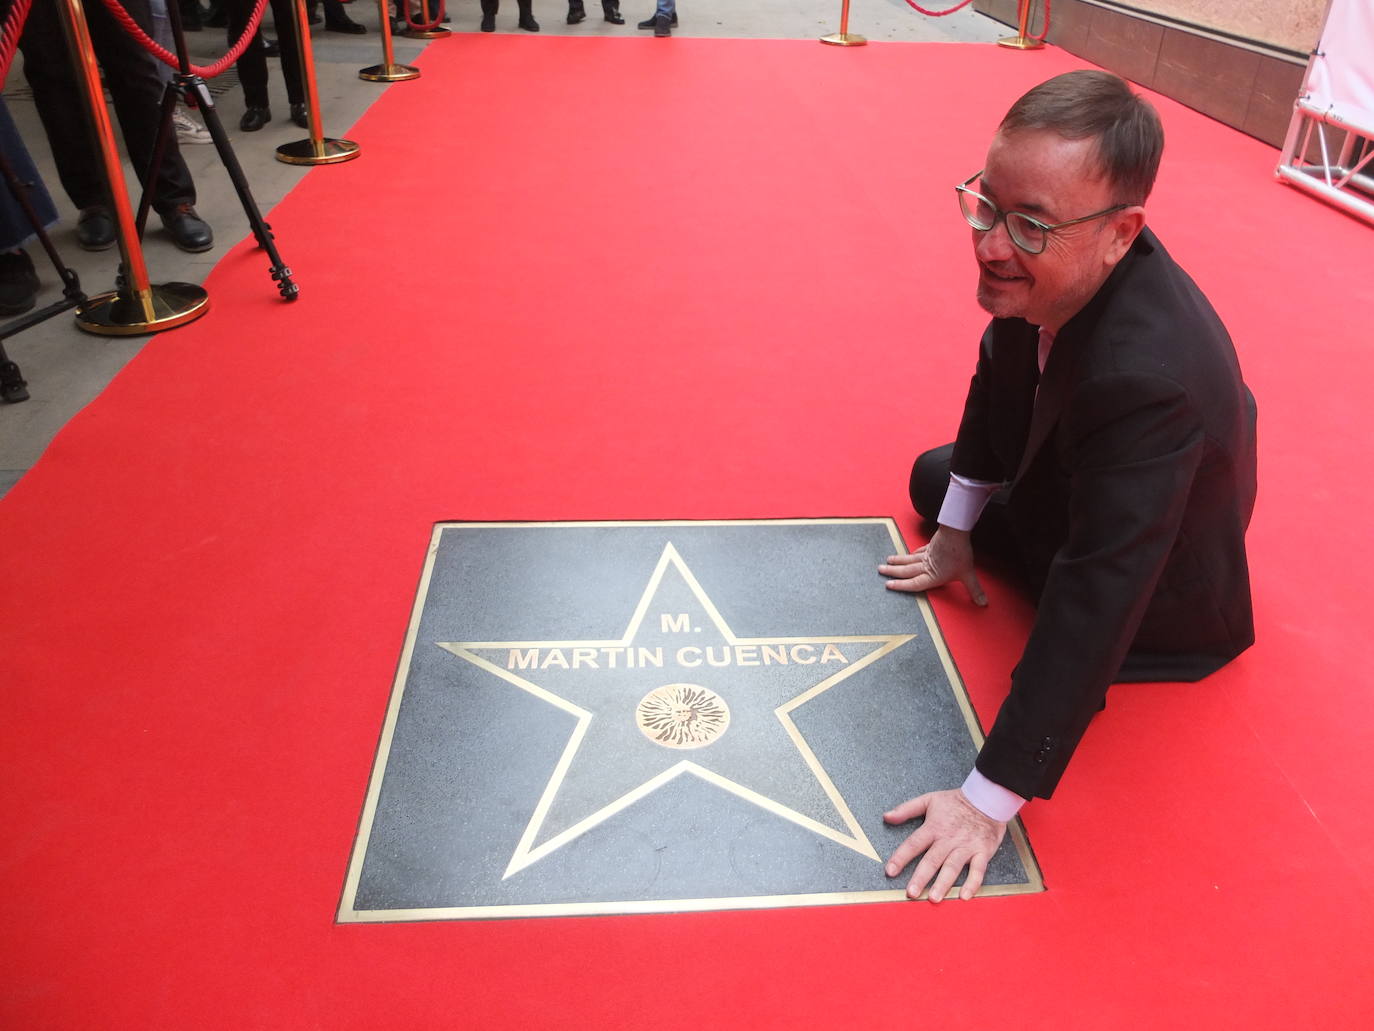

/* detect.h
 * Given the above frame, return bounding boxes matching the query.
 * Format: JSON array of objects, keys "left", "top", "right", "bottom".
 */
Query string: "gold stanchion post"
[
  {"left": 58, "top": 0, "right": 208, "bottom": 335},
  {"left": 820, "top": 0, "right": 866, "bottom": 46},
  {"left": 276, "top": 0, "right": 362, "bottom": 165},
  {"left": 403, "top": 0, "right": 450, "bottom": 39},
  {"left": 998, "top": 0, "right": 1046, "bottom": 49},
  {"left": 361, "top": 0, "right": 420, "bottom": 80}
]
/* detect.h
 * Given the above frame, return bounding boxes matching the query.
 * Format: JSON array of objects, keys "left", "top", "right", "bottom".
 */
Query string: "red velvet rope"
[
  {"left": 96, "top": 0, "right": 272, "bottom": 79},
  {"left": 901, "top": 0, "right": 975, "bottom": 16},
  {"left": 403, "top": 0, "right": 447, "bottom": 32},
  {"left": 0, "top": 0, "right": 35, "bottom": 87},
  {"left": 900, "top": 0, "right": 1050, "bottom": 41}
]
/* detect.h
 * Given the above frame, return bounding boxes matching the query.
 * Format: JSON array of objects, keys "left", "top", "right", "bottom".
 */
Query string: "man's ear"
[{"left": 1103, "top": 206, "right": 1146, "bottom": 267}]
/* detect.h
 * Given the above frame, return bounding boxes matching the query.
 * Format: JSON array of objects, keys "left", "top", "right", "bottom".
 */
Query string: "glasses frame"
[{"left": 955, "top": 170, "right": 1129, "bottom": 255}]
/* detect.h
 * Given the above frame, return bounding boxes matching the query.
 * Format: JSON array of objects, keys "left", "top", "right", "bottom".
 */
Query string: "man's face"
[{"left": 972, "top": 129, "right": 1141, "bottom": 332}]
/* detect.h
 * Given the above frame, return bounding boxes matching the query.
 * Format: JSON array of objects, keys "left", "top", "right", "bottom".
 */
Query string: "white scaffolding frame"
[{"left": 1276, "top": 0, "right": 1374, "bottom": 226}]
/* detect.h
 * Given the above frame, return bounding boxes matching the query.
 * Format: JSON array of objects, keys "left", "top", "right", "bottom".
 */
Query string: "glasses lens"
[
  {"left": 958, "top": 189, "right": 996, "bottom": 231},
  {"left": 1006, "top": 213, "right": 1046, "bottom": 254}
]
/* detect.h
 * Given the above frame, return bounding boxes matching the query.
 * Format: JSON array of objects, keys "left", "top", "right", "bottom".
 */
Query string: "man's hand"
[
  {"left": 883, "top": 789, "right": 1007, "bottom": 902},
  {"left": 879, "top": 527, "right": 987, "bottom": 606}
]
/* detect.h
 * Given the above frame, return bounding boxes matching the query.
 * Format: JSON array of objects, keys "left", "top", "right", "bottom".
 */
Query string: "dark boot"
[
  {"left": 325, "top": 0, "right": 367, "bottom": 32},
  {"left": 480, "top": 0, "right": 496, "bottom": 30},
  {"left": 637, "top": 10, "right": 674, "bottom": 28},
  {"left": 567, "top": 0, "right": 585, "bottom": 23},
  {"left": 602, "top": 0, "right": 623, "bottom": 23},
  {"left": 0, "top": 250, "right": 39, "bottom": 316},
  {"left": 653, "top": 11, "right": 669, "bottom": 35},
  {"left": 517, "top": 0, "right": 539, "bottom": 30}
]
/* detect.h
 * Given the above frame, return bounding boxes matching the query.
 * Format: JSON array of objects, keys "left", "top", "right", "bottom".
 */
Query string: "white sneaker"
[{"left": 173, "top": 108, "right": 213, "bottom": 145}]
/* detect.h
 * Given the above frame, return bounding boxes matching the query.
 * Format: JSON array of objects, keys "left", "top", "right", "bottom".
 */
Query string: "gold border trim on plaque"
[{"left": 338, "top": 519, "right": 1044, "bottom": 923}]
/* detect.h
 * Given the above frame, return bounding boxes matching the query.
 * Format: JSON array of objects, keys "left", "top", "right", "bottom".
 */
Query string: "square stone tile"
[{"left": 340, "top": 519, "right": 1042, "bottom": 922}]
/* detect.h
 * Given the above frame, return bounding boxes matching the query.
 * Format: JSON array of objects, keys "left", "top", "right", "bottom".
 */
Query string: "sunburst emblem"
[{"left": 635, "top": 684, "right": 730, "bottom": 749}]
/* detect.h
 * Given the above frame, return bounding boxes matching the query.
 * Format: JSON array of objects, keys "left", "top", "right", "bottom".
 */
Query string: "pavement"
[{"left": 0, "top": 1, "right": 1008, "bottom": 498}]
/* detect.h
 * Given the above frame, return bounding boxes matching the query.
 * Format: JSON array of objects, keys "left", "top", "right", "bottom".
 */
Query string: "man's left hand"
[{"left": 883, "top": 789, "right": 1007, "bottom": 902}]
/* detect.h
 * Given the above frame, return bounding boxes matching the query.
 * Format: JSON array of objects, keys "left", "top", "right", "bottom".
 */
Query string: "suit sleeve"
[
  {"left": 950, "top": 324, "right": 1013, "bottom": 484},
  {"left": 975, "top": 370, "right": 1205, "bottom": 799}
]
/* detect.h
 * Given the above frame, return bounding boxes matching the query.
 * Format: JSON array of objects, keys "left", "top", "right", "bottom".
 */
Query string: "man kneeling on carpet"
[{"left": 880, "top": 70, "right": 1257, "bottom": 902}]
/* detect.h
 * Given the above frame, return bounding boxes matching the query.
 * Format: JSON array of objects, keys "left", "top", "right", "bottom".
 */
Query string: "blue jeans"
[{"left": 655, "top": 0, "right": 674, "bottom": 16}]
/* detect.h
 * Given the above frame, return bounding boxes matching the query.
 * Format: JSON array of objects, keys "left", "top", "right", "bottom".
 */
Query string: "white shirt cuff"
[
  {"left": 936, "top": 474, "right": 1000, "bottom": 532},
  {"left": 960, "top": 768, "right": 1027, "bottom": 822}
]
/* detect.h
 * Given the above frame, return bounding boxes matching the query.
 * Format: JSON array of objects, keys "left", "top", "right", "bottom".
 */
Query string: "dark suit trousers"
[
  {"left": 909, "top": 444, "right": 1027, "bottom": 576},
  {"left": 481, "top": 0, "right": 535, "bottom": 17},
  {"left": 20, "top": 0, "right": 196, "bottom": 215},
  {"left": 227, "top": 0, "right": 304, "bottom": 109}
]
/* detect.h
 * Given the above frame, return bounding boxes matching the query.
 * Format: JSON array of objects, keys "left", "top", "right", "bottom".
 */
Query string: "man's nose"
[{"left": 974, "top": 220, "right": 1015, "bottom": 263}]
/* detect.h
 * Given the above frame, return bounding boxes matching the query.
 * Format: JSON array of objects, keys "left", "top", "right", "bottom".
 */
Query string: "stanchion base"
[
  {"left": 819, "top": 32, "right": 867, "bottom": 47},
  {"left": 275, "top": 138, "right": 363, "bottom": 166},
  {"left": 997, "top": 35, "right": 1045, "bottom": 49},
  {"left": 403, "top": 26, "right": 451, "bottom": 39},
  {"left": 360, "top": 63, "right": 421, "bottom": 82},
  {"left": 75, "top": 282, "right": 209, "bottom": 336}
]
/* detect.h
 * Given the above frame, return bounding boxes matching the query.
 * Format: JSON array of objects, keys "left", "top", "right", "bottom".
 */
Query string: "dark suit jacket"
[{"left": 951, "top": 227, "right": 1257, "bottom": 800}]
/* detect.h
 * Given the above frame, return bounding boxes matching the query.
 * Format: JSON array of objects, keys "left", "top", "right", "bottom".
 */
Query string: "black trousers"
[
  {"left": 909, "top": 443, "right": 1026, "bottom": 575},
  {"left": 20, "top": 0, "right": 196, "bottom": 215},
  {"left": 481, "top": 0, "right": 534, "bottom": 16},
  {"left": 226, "top": 0, "right": 304, "bottom": 109}
]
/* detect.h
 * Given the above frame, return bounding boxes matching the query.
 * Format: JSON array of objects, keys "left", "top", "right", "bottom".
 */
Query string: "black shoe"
[
  {"left": 653, "top": 12, "right": 669, "bottom": 35},
  {"left": 518, "top": 12, "right": 539, "bottom": 30},
  {"left": 262, "top": 36, "right": 280, "bottom": 57},
  {"left": 160, "top": 203, "right": 214, "bottom": 253},
  {"left": 567, "top": 0, "right": 585, "bottom": 22},
  {"left": 602, "top": 1, "right": 623, "bottom": 22},
  {"left": 326, "top": 12, "right": 367, "bottom": 32},
  {"left": 0, "top": 250, "right": 40, "bottom": 316},
  {"left": 205, "top": 3, "right": 227, "bottom": 27},
  {"left": 480, "top": 11, "right": 495, "bottom": 30},
  {"left": 289, "top": 102, "right": 309, "bottom": 128},
  {"left": 75, "top": 206, "right": 116, "bottom": 251},
  {"left": 637, "top": 11, "right": 674, "bottom": 28},
  {"left": 239, "top": 106, "right": 271, "bottom": 131}
]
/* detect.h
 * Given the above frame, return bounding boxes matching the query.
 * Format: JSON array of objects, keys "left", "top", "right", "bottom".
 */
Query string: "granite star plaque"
[{"left": 339, "top": 519, "right": 1042, "bottom": 921}]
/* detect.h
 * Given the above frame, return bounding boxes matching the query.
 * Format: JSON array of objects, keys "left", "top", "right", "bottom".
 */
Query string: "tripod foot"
[
  {"left": 2, "top": 359, "right": 30, "bottom": 403},
  {"left": 272, "top": 264, "right": 299, "bottom": 301}
]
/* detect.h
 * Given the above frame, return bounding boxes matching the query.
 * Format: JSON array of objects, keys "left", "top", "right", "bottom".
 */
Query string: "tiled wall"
[{"left": 974, "top": 0, "right": 1309, "bottom": 148}]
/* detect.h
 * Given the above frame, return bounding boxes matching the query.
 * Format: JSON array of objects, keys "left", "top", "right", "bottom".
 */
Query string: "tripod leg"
[
  {"left": 0, "top": 338, "right": 29, "bottom": 404},
  {"left": 181, "top": 76, "right": 299, "bottom": 301},
  {"left": 134, "top": 82, "right": 180, "bottom": 241}
]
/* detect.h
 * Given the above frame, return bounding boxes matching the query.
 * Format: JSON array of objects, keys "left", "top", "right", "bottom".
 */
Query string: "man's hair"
[{"left": 999, "top": 70, "right": 1164, "bottom": 205}]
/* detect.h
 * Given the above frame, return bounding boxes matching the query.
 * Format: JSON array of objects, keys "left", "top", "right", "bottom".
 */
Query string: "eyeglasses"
[{"left": 955, "top": 171, "right": 1128, "bottom": 255}]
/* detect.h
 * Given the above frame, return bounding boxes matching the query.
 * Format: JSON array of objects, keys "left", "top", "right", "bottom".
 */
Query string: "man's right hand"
[{"left": 879, "top": 527, "right": 987, "bottom": 606}]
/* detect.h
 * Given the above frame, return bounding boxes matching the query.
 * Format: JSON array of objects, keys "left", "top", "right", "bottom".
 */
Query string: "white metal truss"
[{"left": 1275, "top": 0, "right": 1374, "bottom": 226}]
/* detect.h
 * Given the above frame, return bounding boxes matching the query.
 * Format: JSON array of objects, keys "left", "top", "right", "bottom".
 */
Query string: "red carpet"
[{"left": 3, "top": 36, "right": 1373, "bottom": 1028}]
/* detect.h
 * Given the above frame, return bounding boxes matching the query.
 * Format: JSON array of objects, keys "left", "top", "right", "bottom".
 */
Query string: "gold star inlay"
[{"left": 438, "top": 543, "right": 915, "bottom": 879}]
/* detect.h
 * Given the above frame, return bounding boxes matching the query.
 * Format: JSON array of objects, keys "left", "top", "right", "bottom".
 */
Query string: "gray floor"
[{"left": 0, "top": 2, "right": 1007, "bottom": 498}]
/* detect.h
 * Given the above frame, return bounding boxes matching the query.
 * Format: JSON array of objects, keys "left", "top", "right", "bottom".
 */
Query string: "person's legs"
[
  {"left": 0, "top": 99, "right": 56, "bottom": 315},
  {"left": 908, "top": 444, "right": 1023, "bottom": 566},
  {"left": 227, "top": 0, "right": 271, "bottom": 112},
  {"left": 83, "top": 0, "right": 199, "bottom": 216},
  {"left": 18, "top": 2, "right": 108, "bottom": 214},
  {"left": 269, "top": 0, "right": 306, "bottom": 106},
  {"left": 480, "top": 0, "right": 497, "bottom": 30}
]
